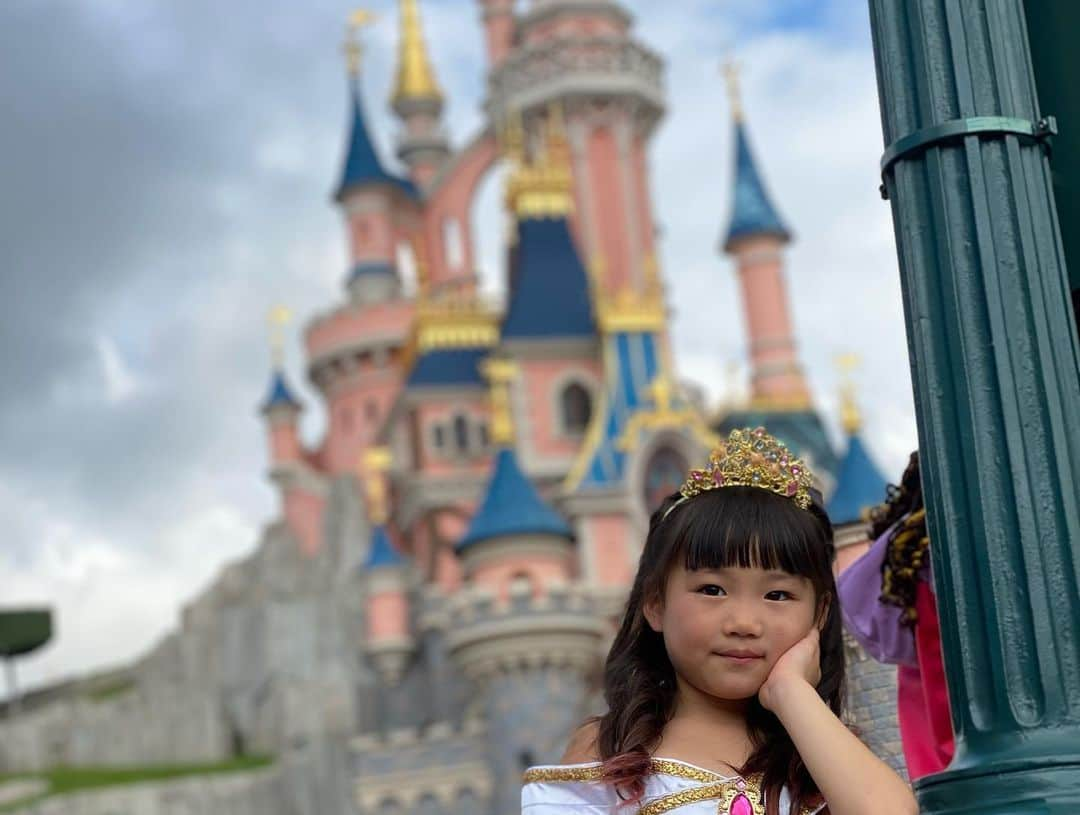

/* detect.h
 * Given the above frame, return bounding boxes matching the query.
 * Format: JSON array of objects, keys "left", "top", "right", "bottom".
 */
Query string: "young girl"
[{"left": 523, "top": 428, "right": 918, "bottom": 815}]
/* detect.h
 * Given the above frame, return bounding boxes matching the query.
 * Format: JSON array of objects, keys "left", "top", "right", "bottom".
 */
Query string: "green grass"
[
  {"left": 82, "top": 677, "right": 136, "bottom": 703},
  {"left": 0, "top": 755, "right": 273, "bottom": 813}
]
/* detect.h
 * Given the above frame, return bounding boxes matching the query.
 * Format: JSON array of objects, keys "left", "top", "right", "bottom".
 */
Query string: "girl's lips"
[{"left": 716, "top": 651, "right": 764, "bottom": 662}]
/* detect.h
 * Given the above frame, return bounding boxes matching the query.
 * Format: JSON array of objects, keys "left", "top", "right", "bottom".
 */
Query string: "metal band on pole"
[{"left": 879, "top": 115, "right": 1057, "bottom": 199}]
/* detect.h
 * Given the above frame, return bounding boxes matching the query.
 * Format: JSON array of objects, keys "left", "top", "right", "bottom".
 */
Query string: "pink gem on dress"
[{"left": 729, "top": 793, "right": 753, "bottom": 815}]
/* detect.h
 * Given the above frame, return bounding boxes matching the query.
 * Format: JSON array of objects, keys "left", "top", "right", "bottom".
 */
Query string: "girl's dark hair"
[{"left": 591, "top": 486, "right": 843, "bottom": 815}]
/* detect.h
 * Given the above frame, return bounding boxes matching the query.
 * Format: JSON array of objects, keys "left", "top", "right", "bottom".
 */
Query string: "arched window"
[
  {"left": 560, "top": 382, "right": 592, "bottom": 435},
  {"left": 642, "top": 446, "right": 689, "bottom": 514},
  {"left": 453, "top": 414, "right": 470, "bottom": 453}
]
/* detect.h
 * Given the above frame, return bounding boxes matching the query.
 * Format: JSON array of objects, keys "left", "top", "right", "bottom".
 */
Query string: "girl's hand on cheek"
[{"left": 758, "top": 627, "right": 821, "bottom": 713}]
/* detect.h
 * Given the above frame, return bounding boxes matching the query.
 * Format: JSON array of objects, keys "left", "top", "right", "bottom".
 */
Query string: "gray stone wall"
[{"left": 843, "top": 633, "right": 907, "bottom": 778}]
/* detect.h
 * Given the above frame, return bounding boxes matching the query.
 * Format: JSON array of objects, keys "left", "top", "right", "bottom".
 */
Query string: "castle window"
[
  {"left": 453, "top": 414, "right": 470, "bottom": 453},
  {"left": 433, "top": 424, "right": 446, "bottom": 450},
  {"left": 476, "top": 422, "right": 489, "bottom": 449},
  {"left": 560, "top": 382, "right": 592, "bottom": 435},
  {"left": 642, "top": 446, "right": 688, "bottom": 514}
]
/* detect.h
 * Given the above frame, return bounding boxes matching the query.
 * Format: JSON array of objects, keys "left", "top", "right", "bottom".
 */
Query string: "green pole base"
[{"left": 916, "top": 759, "right": 1080, "bottom": 814}]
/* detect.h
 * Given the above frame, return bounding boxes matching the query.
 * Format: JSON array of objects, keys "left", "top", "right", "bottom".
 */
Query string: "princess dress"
[{"left": 522, "top": 758, "right": 826, "bottom": 815}]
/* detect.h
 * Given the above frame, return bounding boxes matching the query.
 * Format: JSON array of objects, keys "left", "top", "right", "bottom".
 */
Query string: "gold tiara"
[{"left": 674, "top": 427, "right": 815, "bottom": 512}]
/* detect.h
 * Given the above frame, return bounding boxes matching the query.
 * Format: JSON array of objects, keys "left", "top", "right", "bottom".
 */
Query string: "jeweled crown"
[{"left": 679, "top": 427, "right": 815, "bottom": 511}]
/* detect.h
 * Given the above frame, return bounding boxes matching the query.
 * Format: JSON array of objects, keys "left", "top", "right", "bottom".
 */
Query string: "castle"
[{"left": 0, "top": 2, "right": 902, "bottom": 813}]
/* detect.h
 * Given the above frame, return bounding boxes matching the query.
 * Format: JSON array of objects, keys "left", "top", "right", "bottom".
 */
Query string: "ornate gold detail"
[
  {"left": 522, "top": 758, "right": 732, "bottom": 786},
  {"left": 479, "top": 356, "right": 518, "bottom": 446},
  {"left": 402, "top": 287, "right": 500, "bottom": 372},
  {"left": 592, "top": 254, "right": 668, "bottom": 333},
  {"left": 362, "top": 447, "right": 392, "bottom": 524},
  {"left": 503, "top": 103, "right": 575, "bottom": 218},
  {"left": 267, "top": 304, "right": 292, "bottom": 366},
  {"left": 521, "top": 764, "right": 604, "bottom": 783},
  {"left": 638, "top": 776, "right": 765, "bottom": 815},
  {"left": 676, "top": 427, "right": 815, "bottom": 512},
  {"left": 615, "top": 374, "right": 719, "bottom": 453},
  {"left": 745, "top": 392, "right": 813, "bottom": 413},
  {"left": 391, "top": 0, "right": 443, "bottom": 105},
  {"left": 835, "top": 352, "right": 862, "bottom": 435},
  {"left": 342, "top": 9, "right": 377, "bottom": 77}
]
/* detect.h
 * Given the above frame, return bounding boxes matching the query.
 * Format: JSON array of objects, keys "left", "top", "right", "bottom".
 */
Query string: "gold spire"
[
  {"left": 503, "top": 103, "right": 575, "bottom": 218},
  {"left": 362, "top": 447, "right": 392, "bottom": 525},
  {"left": 835, "top": 352, "right": 863, "bottom": 435},
  {"left": 722, "top": 59, "right": 744, "bottom": 122},
  {"left": 480, "top": 356, "right": 519, "bottom": 447},
  {"left": 391, "top": 0, "right": 443, "bottom": 106},
  {"left": 343, "top": 9, "right": 377, "bottom": 77},
  {"left": 267, "top": 304, "right": 292, "bottom": 367}
]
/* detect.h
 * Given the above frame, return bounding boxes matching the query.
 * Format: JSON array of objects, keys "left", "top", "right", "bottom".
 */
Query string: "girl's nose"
[{"left": 721, "top": 604, "right": 763, "bottom": 637}]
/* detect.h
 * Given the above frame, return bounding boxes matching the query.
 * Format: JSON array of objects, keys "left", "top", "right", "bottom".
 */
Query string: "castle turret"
[
  {"left": 260, "top": 306, "right": 328, "bottom": 557},
  {"left": 713, "top": 66, "right": 838, "bottom": 482},
  {"left": 301, "top": 15, "right": 419, "bottom": 478},
  {"left": 337, "top": 12, "right": 417, "bottom": 306},
  {"left": 361, "top": 447, "right": 414, "bottom": 686},
  {"left": 390, "top": 0, "right": 450, "bottom": 189},
  {"left": 720, "top": 63, "right": 810, "bottom": 410},
  {"left": 448, "top": 362, "right": 602, "bottom": 815}
]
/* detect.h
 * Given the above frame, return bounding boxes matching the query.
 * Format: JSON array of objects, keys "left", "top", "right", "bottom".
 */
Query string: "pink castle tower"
[
  {"left": 259, "top": 308, "right": 326, "bottom": 557},
  {"left": 713, "top": 67, "right": 838, "bottom": 481},
  {"left": 720, "top": 65, "right": 811, "bottom": 410},
  {"left": 304, "top": 16, "right": 420, "bottom": 484}
]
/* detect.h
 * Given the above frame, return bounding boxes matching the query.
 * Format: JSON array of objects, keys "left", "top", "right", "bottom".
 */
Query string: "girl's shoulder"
[{"left": 522, "top": 758, "right": 827, "bottom": 815}]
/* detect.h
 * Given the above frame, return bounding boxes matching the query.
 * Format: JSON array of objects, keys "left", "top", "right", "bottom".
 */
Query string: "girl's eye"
[
  {"left": 765, "top": 590, "right": 793, "bottom": 601},
  {"left": 697, "top": 584, "right": 725, "bottom": 596}
]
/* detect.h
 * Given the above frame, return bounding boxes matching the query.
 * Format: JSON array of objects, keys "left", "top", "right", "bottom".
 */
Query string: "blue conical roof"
[
  {"left": 722, "top": 121, "right": 791, "bottom": 252},
  {"left": 363, "top": 525, "right": 406, "bottom": 569},
  {"left": 458, "top": 448, "right": 572, "bottom": 550},
  {"left": 260, "top": 369, "right": 302, "bottom": 413},
  {"left": 827, "top": 434, "right": 888, "bottom": 525},
  {"left": 335, "top": 79, "right": 417, "bottom": 201},
  {"left": 502, "top": 218, "right": 595, "bottom": 339}
]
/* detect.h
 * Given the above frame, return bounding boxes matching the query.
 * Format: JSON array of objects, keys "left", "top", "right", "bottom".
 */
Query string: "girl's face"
[{"left": 644, "top": 561, "right": 823, "bottom": 702}]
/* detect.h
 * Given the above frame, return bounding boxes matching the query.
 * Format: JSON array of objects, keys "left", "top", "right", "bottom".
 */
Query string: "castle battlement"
[{"left": 442, "top": 580, "right": 605, "bottom": 681}]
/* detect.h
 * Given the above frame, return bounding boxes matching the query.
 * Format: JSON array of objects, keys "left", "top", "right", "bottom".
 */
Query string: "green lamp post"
[
  {"left": 0, "top": 609, "right": 52, "bottom": 717},
  {"left": 866, "top": 1, "right": 1080, "bottom": 813}
]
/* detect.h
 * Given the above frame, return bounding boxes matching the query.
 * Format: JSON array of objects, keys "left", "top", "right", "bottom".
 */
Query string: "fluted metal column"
[{"left": 867, "top": 2, "right": 1080, "bottom": 812}]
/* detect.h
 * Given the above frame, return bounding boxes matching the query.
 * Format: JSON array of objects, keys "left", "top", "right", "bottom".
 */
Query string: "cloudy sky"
[{"left": 0, "top": 0, "right": 917, "bottom": 695}]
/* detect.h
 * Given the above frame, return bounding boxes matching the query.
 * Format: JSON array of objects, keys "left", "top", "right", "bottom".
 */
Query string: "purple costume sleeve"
[{"left": 837, "top": 528, "right": 917, "bottom": 667}]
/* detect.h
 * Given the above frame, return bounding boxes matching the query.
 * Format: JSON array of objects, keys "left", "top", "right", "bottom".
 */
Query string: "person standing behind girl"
[{"left": 522, "top": 428, "right": 917, "bottom": 815}]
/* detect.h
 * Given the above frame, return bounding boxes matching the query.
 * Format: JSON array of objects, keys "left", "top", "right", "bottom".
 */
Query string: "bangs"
[{"left": 666, "top": 487, "right": 828, "bottom": 578}]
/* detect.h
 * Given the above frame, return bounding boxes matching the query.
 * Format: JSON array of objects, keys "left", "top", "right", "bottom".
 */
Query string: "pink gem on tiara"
[
  {"left": 786, "top": 481, "right": 799, "bottom": 496},
  {"left": 714, "top": 471, "right": 725, "bottom": 486},
  {"left": 729, "top": 793, "right": 753, "bottom": 815}
]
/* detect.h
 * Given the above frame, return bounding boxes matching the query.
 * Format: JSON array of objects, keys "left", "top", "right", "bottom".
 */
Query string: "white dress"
[{"left": 522, "top": 757, "right": 826, "bottom": 815}]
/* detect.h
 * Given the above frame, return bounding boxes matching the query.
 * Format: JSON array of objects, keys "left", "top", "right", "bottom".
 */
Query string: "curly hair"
[{"left": 868, "top": 451, "right": 930, "bottom": 626}]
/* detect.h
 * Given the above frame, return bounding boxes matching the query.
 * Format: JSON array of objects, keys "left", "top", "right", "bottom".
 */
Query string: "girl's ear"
[
  {"left": 643, "top": 594, "right": 664, "bottom": 633},
  {"left": 815, "top": 591, "right": 832, "bottom": 632}
]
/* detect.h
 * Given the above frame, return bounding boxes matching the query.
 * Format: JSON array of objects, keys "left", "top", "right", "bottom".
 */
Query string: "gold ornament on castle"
[{"left": 676, "top": 427, "right": 815, "bottom": 512}]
